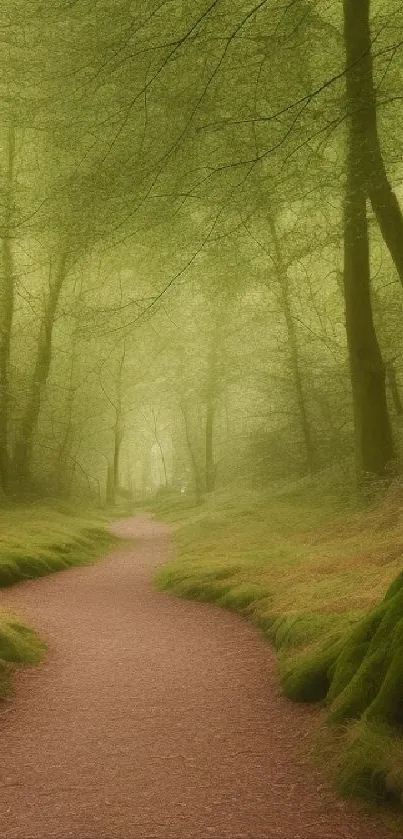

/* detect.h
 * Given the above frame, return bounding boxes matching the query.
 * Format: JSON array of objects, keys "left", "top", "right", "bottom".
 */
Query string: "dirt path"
[{"left": 0, "top": 515, "right": 400, "bottom": 839}]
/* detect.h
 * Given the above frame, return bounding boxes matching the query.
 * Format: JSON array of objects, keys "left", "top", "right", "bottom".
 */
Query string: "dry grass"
[
  {"left": 157, "top": 486, "right": 403, "bottom": 621},
  {"left": 154, "top": 481, "right": 403, "bottom": 813}
]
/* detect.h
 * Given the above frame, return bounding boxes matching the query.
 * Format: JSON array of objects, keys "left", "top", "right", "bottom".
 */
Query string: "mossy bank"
[
  {"left": 154, "top": 485, "right": 403, "bottom": 815},
  {"left": 0, "top": 503, "right": 117, "bottom": 695}
]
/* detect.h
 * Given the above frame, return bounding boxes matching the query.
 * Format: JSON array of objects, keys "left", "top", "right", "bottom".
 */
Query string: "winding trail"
[{"left": 0, "top": 515, "right": 400, "bottom": 839}]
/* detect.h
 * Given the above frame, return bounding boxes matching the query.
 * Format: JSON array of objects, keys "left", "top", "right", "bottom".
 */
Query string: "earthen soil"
[{"left": 0, "top": 515, "right": 400, "bottom": 839}]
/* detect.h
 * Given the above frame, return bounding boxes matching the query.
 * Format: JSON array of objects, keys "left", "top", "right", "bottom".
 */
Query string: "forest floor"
[
  {"left": 0, "top": 503, "right": 116, "bottom": 696},
  {"left": 154, "top": 482, "right": 403, "bottom": 817},
  {"left": 0, "top": 512, "right": 402, "bottom": 838}
]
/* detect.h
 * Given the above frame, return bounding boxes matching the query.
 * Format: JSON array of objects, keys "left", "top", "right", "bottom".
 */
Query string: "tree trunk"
[
  {"left": 343, "top": 0, "right": 403, "bottom": 286},
  {"left": 106, "top": 461, "right": 115, "bottom": 506},
  {"left": 205, "top": 332, "right": 219, "bottom": 493},
  {"left": 13, "top": 248, "right": 69, "bottom": 488},
  {"left": 0, "top": 125, "right": 16, "bottom": 492},
  {"left": 180, "top": 403, "right": 202, "bottom": 503},
  {"left": 110, "top": 345, "right": 126, "bottom": 500},
  {"left": 55, "top": 345, "right": 76, "bottom": 496},
  {"left": 343, "top": 8, "right": 395, "bottom": 479},
  {"left": 113, "top": 426, "right": 120, "bottom": 493},
  {"left": 150, "top": 408, "right": 168, "bottom": 488},
  {"left": 386, "top": 362, "right": 403, "bottom": 417},
  {"left": 268, "top": 215, "right": 316, "bottom": 475},
  {"left": 113, "top": 405, "right": 121, "bottom": 495},
  {"left": 157, "top": 440, "right": 168, "bottom": 486}
]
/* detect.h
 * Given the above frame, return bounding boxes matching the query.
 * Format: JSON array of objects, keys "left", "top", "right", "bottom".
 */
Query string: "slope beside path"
[{"left": 0, "top": 514, "right": 399, "bottom": 839}]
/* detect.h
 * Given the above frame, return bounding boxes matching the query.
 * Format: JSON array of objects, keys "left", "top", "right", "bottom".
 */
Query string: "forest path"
[{"left": 0, "top": 514, "right": 399, "bottom": 839}]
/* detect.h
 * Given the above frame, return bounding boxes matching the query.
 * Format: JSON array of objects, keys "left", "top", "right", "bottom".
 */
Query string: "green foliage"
[
  {"left": 280, "top": 570, "right": 403, "bottom": 807},
  {"left": 147, "top": 490, "right": 199, "bottom": 520},
  {"left": 282, "top": 572, "right": 403, "bottom": 733},
  {"left": 327, "top": 604, "right": 388, "bottom": 701},
  {"left": 267, "top": 612, "right": 349, "bottom": 650},
  {"left": 335, "top": 722, "right": 402, "bottom": 807},
  {"left": 155, "top": 490, "right": 403, "bottom": 810},
  {"left": 0, "top": 506, "right": 116, "bottom": 589},
  {"left": 0, "top": 560, "right": 20, "bottom": 587},
  {"left": 280, "top": 639, "right": 343, "bottom": 703},
  {"left": 217, "top": 582, "right": 268, "bottom": 611},
  {"left": 156, "top": 562, "right": 236, "bottom": 604},
  {"left": 384, "top": 570, "right": 403, "bottom": 601},
  {"left": 0, "top": 505, "right": 118, "bottom": 698},
  {"left": 0, "top": 616, "right": 46, "bottom": 697},
  {"left": 0, "top": 621, "right": 45, "bottom": 664},
  {"left": 329, "top": 646, "right": 390, "bottom": 724},
  {"left": 366, "top": 622, "right": 403, "bottom": 729}
]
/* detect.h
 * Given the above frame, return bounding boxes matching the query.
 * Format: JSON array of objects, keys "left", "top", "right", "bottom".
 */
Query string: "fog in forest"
[
  {"left": 0, "top": 0, "right": 402, "bottom": 505},
  {"left": 5, "top": 3, "right": 403, "bottom": 834}
]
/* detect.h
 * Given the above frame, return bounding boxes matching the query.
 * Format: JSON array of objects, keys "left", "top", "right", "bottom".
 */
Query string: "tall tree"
[
  {"left": 13, "top": 245, "right": 71, "bottom": 488},
  {"left": 0, "top": 124, "right": 16, "bottom": 491},
  {"left": 343, "top": 0, "right": 403, "bottom": 287},
  {"left": 268, "top": 214, "right": 316, "bottom": 475},
  {"left": 342, "top": 0, "right": 395, "bottom": 480}
]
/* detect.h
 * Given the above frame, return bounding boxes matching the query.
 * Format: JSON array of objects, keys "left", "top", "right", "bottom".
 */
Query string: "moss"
[
  {"left": 13, "top": 555, "right": 52, "bottom": 578},
  {"left": 365, "top": 619, "right": 403, "bottom": 729},
  {"left": 336, "top": 721, "right": 402, "bottom": 807},
  {"left": 279, "top": 573, "right": 403, "bottom": 729},
  {"left": 0, "top": 622, "right": 45, "bottom": 664},
  {"left": 0, "top": 504, "right": 116, "bottom": 591},
  {"left": 367, "top": 588, "right": 403, "bottom": 653},
  {"left": 218, "top": 583, "right": 267, "bottom": 611},
  {"left": 327, "top": 641, "right": 369, "bottom": 701},
  {"left": 327, "top": 604, "right": 387, "bottom": 701},
  {"left": 278, "top": 572, "right": 403, "bottom": 734},
  {"left": 329, "top": 645, "right": 390, "bottom": 724},
  {"left": 338, "top": 761, "right": 393, "bottom": 804},
  {"left": 48, "top": 542, "right": 74, "bottom": 555},
  {"left": 0, "top": 506, "right": 117, "bottom": 700},
  {"left": 252, "top": 612, "right": 275, "bottom": 634},
  {"left": 326, "top": 588, "right": 403, "bottom": 726},
  {"left": 210, "top": 566, "right": 242, "bottom": 581},
  {"left": 169, "top": 578, "right": 232, "bottom": 603},
  {"left": 0, "top": 560, "right": 20, "bottom": 586},
  {"left": 0, "top": 527, "right": 115, "bottom": 588},
  {"left": 154, "top": 492, "right": 403, "bottom": 809},
  {"left": 281, "top": 639, "right": 343, "bottom": 702},
  {"left": 268, "top": 612, "right": 346, "bottom": 651},
  {"left": 383, "top": 570, "right": 403, "bottom": 601},
  {"left": 0, "top": 618, "right": 46, "bottom": 702},
  {"left": 45, "top": 555, "right": 69, "bottom": 571}
]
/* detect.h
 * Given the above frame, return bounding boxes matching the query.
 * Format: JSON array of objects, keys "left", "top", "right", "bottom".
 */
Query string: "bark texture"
[
  {"left": 13, "top": 249, "right": 69, "bottom": 488},
  {"left": 269, "top": 215, "right": 316, "bottom": 475},
  {"left": 0, "top": 125, "right": 16, "bottom": 492},
  {"left": 343, "top": 0, "right": 395, "bottom": 479},
  {"left": 343, "top": 0, "right": 403, "bottom": 286}
]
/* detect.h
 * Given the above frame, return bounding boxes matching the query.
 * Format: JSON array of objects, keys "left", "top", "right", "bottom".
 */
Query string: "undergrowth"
[
  {"left": 0, "top": 504, "right": 116, "bottom": 588},
  {"left": 0, "top": 615, "right": 46, "bottom": 697},
  {"left": 154, "top": 480, "right": 403, "bottom": 814},
  {"left": 0, "top": 502, "right": 118, "bottom": 696}
]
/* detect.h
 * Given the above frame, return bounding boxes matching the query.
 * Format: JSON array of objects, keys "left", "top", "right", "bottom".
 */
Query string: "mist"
[
  {"left": 2, "top": 3, "right": 403, "bottom": 837},
  {"left": 0, "top": 0, "right": 401, "bottom": 503}
]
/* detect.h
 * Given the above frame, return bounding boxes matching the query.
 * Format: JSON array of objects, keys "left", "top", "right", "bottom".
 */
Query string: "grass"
[
  {"left": 0, "top": 501, "right": 119, "bottom": 696},
  {"left": 153, "top": 480, "right": 403, "bottom": 813},
  {"left": 0, "top": 615, "right": 46, "bottom": 697},
  {"left": 0, "top": 503, "right": 116, "bottom": 587}
]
